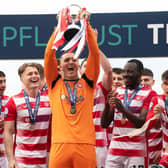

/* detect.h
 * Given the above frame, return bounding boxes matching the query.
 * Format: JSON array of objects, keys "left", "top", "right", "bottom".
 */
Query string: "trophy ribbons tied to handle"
[{"left": 52, "top": 4, "right": 90, "bottom": 59}]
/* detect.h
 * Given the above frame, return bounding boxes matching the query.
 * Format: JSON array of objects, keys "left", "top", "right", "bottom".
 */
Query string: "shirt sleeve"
[
  {"left": 142, "top": 90, "right": 157, "bottom": 110},
  {"left": 84, "top": 22, "right": 100, "bottom": 88},
  {"left": 146, "top": 95, "right": 159, "bottom": 121},
  {"left": 145, "top": 95, "right": 161, "bottom": 130},
  {"left": 4, "top": 97, "right": 17, "bottom": 121},
  {"left": 98, "top": 82, "right": 109, "bottom": 101},
  {"left": 44, "top": 31, "right": 58, "bottom": 91}
]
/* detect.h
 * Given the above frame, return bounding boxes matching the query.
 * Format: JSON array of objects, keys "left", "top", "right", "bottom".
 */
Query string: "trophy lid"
[{"left": 64, "top": 24, "right": 80, "bottom": 41}]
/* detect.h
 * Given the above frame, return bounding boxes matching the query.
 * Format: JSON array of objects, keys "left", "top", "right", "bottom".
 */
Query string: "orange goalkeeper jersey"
[{"left": 44, "top": 22, "right": 100, "bottom": 145}]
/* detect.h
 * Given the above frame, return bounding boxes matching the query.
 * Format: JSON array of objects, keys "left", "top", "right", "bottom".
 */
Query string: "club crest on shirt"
[
  {"left": 61, "top": 94, "right": 66, "bottom": 100},
  {"left": 135, "top": 95, "right": 143, "bottom": 101},
  {"left": 77, "top": 83, "right": 82, "bottom": 88},
  {"left": 44, "top": 102, "right": 50, "bottom": 107}
]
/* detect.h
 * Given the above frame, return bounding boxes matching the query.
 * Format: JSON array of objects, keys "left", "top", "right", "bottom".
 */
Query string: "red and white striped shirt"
[
  {"left": 93, "top": 82, "right": 109, "bottom": 146},
  {"left": 108, "top": 86, "right": 156, "bottom": 157},
  {"left": 107, "top": 122, "right": 113, "bottom": 147},
  {"left": 147, "top": 108, "right": 162, "bottom": 166},
  {"left": 5, "top": 91, "right": 51, "bottom": 168},
  {"left": 147, "top": 95, "right": 168, "bottom": 154},
  {"left": 0, "top": 95, "right": 9, "bottom": 158}
]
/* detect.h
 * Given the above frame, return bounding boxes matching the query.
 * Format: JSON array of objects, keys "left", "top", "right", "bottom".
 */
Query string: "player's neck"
[
  {"left": 63, "top": 76, "right": 79, "bottom": 81},
  {"left": 25, "top": 87, "right": 39, "bottom": 98},
  {"left": 127, "top": 81, "right": 140, "bottom": 90}
]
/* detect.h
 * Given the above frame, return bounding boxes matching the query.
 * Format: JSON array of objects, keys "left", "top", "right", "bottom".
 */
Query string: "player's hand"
[
  {"left": 55, "top": 7, "right": 69, "bottom": 33},
  {"left": 153, "top": 150, "right": 161, "bottom": 164},
  {"left": 107, "top": 90, "right": 118, "bottom": 106},
  {"left": 153, "top": 104, "right": 163, "bottom": 115},
  {"left": 78, "top": 8, "right": 90, "bottom": 21},
  {"left": 8, "top": 159, "right": 17, "bottom": 168}
]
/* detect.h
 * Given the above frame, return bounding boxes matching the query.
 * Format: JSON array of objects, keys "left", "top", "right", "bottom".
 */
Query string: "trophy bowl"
[
  {"left": 54, "top": 4, "right": 88, "bottom": 58},
  {"left": 64, "top": 24, "right": 80, "bottom": 41}
]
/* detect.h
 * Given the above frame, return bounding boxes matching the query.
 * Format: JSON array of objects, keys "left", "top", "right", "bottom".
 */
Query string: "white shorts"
[
  {"left": 96, "top": 146, "right": 108, "bottom": 168},
  {"left": 105, "top": 154, "right": 145, "bottom": 168}
]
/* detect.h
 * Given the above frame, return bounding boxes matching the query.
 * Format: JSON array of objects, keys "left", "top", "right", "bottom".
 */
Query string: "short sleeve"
[{"left": 4, "top": 97, "right": 17, "bottom": 121}]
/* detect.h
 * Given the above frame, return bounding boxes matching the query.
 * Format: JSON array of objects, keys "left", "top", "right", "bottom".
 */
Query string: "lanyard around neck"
[
  {"left": 0, "top": 98, "right": 2, "bottom": 115},
  {"left": 64, "top": 80, "right": 78, "bottom": 114},
  {"left": 23, "top": 90, "right": 40, "bottom": 124},
  {"left": 165, "top": 96, "right": 168, "bottom": 117},
  {"left": 123, "top": 84, "right": 142, "bottom": 109}
]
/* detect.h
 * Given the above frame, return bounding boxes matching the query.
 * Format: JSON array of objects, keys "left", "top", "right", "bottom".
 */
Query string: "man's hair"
[
  {"left": 142, "top": 68, "right": 153, "bottom": 77},
  {"left": 18, "top": 63, "right": 40, "bottom": 77},
  {"left": 60, "top": 52, "right": 76, "bottom": 65},
  {"left": 127, "top": 59, "right": 144, "bottom": 73},
  {"left": 80, "top": 58, "right": 87, "bottom": 68},
  {"left": 162, "top": 69, "right": 168, "bottom": 80},
  {"left": 0, "top": 71, "right": 5, "bottom": 77},
  {"left": 112, "top": 68, "right": 123, "bottom": 74}
]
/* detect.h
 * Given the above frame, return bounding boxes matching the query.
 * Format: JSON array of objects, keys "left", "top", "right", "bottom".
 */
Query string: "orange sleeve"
[
  {"left": 85, "top": 22, "right": 100, "bottom": 87},
  {"left": 44, "top": 31, "right": 58, "bottom": 90}
]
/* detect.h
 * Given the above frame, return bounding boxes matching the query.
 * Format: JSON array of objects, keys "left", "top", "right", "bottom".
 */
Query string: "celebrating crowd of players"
[{"left": 0, "top": 13, "right": 168, "bottom": 168}]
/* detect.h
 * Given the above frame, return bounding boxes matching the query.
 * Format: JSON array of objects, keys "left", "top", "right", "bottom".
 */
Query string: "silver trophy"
[
  {"left": 54, "top": 4, "right": 89, "bottom": 59},
  {"left": 63, "top": 4, "right": 82, "bottom": 41}
]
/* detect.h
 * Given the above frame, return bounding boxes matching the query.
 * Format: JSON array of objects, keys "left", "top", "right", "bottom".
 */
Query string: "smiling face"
[
  {"left": 141, "top": 75, "right": 155, "bottom": 89},
  {"left": 60, "top": 52, "right": 79, "bottom": 80},
  {"left": 20, "top": 66, "right": 40, "bottom": 90},
  {"left": 123, "top": 62, "right": 141, "bottom": 89},
  {"left": 112, "top": 72, "right": 124, "bottom": 89}
]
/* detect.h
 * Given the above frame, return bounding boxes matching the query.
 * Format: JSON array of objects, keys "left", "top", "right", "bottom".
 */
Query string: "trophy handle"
[{"left": 67, "top": 4, "right": 82, "bottom": 24}]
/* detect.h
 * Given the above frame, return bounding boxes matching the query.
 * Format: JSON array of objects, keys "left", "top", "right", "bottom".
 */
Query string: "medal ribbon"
[
  {"left": 0, "top": 98, "right": 2, "bottom": 115},
  {"left": 23, "top": 90, "right": 40, "bottom": 124},
  {"left": 64, "top": 80, "right": 78, "bottom": 113},
  {"left": 41, "top": 83, "right": 47, "bottom": 92},
  {"left": 123, "top": 84, "right": 142, "bottom": 109},
  {"left": 165, "top": 97, "right": 168, "bottom": 117}
]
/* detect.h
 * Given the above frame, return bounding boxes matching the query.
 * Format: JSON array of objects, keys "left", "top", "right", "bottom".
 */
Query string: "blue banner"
[{"left": 0, "top": 11, "right": 168, "bottom": 59}]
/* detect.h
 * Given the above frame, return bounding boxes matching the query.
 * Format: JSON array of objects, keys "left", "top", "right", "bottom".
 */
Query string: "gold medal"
[
  {"left": 121, "top": 118, "right": 127, "bottom": 125},
  {"left": 70, "top": 106, "right": 76, "bottom": 114},
  {"left": 25, "top": 117, "right": 30, "bottom": 123},
  {"left": 30, "top": 124, "right": 35, "bottom": 131}
]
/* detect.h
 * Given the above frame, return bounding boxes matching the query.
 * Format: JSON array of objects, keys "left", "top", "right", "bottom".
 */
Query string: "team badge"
[
  {"left": 77, "top": 83, "right": 82, "bottom": 88},
  {"left": 136, "top": 96, "right": 141, "bottom": 101},
  {"left": 44, "top": 102, "right": 49, "bottom": 107}
]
